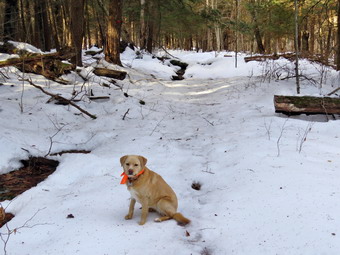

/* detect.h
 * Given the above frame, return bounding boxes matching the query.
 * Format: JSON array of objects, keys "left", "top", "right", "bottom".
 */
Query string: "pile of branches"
[{"left": 0, "top": 42, "right": 76, "bottom": 83}]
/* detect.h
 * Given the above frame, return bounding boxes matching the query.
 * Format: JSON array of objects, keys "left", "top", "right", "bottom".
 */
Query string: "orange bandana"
[{"left": 120, "top": 169, "right": 145, "bottom": 184}]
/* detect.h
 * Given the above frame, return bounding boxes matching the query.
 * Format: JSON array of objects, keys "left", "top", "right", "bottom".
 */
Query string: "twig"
[
  {"left": 122, "top": 108, "right": 130, "bottom": 120},
  {"left": 22, "top": 78, "right": 97, "bottom": 119},
  {"left": 45, "top": 124, "right": 67, "bottom": 157},
  {"left": 150, "top": 116, "right": 166, "bottom": 136},
  {"left": 0, "top": 70, "right": 10, "bottom": 80},
  {"left": 264, "top": 118, "right": 273, "bottom": 140},
  {"left": 19, "top": 59, "right": 26, "bottom": 113},
  {"left": 0, "top": 207, "right": 48, "bottom": 255},
  {"left": 320, "top": 99, "right": 329, "bottom": 121},
  {"left": 327, "top": 87, "right": 340, "bottom": 96},
  {"left": 202, "top": 116, "right": 214, "bottom": 126},
  {"left": 202, "top": 169, "right": 215, "bottom": 174},
  {"left": 160, "top": 46, "right": 179, "bottom": 59},
  {"left": 277, "top": 119, "right": 288, "bottom": 157},
  {"left": 298, "top": 122, "right": 314, "bottom": 153}
]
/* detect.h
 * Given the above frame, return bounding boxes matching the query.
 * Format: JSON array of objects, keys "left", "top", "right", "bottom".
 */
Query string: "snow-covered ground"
[{"left": 1, "top": 44, "right": 340, "bottom": 255}]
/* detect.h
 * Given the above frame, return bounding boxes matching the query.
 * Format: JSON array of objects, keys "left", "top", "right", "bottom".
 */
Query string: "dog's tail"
[{"left": 173, "top": 213, "right": 190, "bottom": 226}]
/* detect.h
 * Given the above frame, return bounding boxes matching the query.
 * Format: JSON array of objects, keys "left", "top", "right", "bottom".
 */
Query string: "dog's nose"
[{"left": 128, "top": 169, "right": 134, "bottom": 175}]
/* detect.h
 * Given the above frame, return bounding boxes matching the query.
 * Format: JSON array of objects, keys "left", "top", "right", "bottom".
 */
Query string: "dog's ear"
[
  {"left": 120, "top": 155, "right": 128, "bottom": 166},
  {"left": 138, "top": 156, "right": 147, "bottom": 168}
]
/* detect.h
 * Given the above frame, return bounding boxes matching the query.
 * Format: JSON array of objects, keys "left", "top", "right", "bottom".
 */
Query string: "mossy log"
[
  {"left": 274, "top": 95, "right": 340, "bottom": 115},
  {"left": 93, "top": 68, "right": 126, "bottom": 80}
]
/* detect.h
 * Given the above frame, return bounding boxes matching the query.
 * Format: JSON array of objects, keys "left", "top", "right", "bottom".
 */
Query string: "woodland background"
[{"left": 1, "top": 0, "right": 340, "bottom": 68}]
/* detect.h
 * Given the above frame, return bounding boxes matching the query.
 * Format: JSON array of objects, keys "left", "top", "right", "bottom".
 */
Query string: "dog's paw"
[
  {"left": 138, "top": 220, "right": 146, "bottom": 225},
  {"left": 154, "top": 218, "right": 161, "bottom": 222},
  {"left": 125, "top": 215, "right": 133, "bottom": 220}
]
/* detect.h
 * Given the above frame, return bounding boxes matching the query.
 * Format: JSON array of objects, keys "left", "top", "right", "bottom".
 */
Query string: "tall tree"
[
  {"left": 70, "top": 0, "right": 85, "bottom": 66},
  {"left": 105, "top": 0, "right": 123, "bottom": 65}
]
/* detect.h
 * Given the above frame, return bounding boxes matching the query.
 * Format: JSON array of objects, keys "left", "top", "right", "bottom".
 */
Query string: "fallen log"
[
  {"left": 274, "top": 95, "right": 340, "bottom": 115},
  {"left": 50, "top": 149, "right": 91, "bottom": 156},
  {"left": 244, "top": 53, "right": 294, "bottom": 63},
  {"left": 85, "top": 49, "right": 103, "bottom": 56},
  {"left": 245, "top": 53, "right": 336, "bottom": 69},
  {"left": 88, "top": 96, "right": 110, "bottom": 101},
  {"left": 93, "top": 67, "right": 126, "bottom": 80}
]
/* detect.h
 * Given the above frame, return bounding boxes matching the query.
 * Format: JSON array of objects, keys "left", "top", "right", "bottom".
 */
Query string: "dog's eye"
[
  {"left": 134, "top": 164, "right": 139, "bottom": 167},
  {"left": 126, "top": 163, "right": 130, "bottom": 166}
]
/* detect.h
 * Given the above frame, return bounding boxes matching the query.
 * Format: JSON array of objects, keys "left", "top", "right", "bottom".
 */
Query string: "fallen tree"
[
  {"left": 245, "top": 53, "right": 336, "bottom": 69},
  {"left": 274, "top": 95, "right": 340, "bottom": 115},
  {"left": 0, "top": 50, "right": 75, "bottom": 83}
]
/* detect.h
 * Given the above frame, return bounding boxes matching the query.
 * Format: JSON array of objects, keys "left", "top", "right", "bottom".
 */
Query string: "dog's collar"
[{"left": 120, "top": 169, "right": 145, "bottom": 184}]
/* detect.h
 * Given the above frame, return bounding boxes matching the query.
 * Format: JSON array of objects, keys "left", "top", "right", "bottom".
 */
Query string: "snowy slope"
[{"left": 1, "top": 46, "right": 340, "bottom": 255}]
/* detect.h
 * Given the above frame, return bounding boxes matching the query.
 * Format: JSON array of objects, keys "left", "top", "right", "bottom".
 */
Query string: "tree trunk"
[
  {"left": 19, "top": 0, "right": 28, "bottom": 41},
  {"left": 310, "top": 17, "right": 315, "bottom": 54},
  {"left": 70, "top": 0, "right": 85, "bottom": 66},
  {"left": 253, "top": 26, "right": 265, "bottom": 54},
  {"left": 140, "top": 0, "right": 147, "bottom": 50},
  {"left": 301, "top": 31, "right": 309, "bottom": 54},
  {"left": 105, "top": 0, "right": 123, "bottom": 65},
  {"left": 48, "top": 0, "right": 61, "bottom": 51},
  {"left": 337, "top": 0, "right": 340, "bottom": 70},
  {"left": 40, "top": 0, "right": 52, "bottom": 51},
  {"left": 248, "top": 0, "right": 265, "bottom": 54},
  {"left": 301, "top": 19, "right": 309, "bottom": 55},
  {"left": 146, "top": 0, "right": 156, "bottom": 53},
  {"left": 33, "top": 0, "right": 42, "bottom": 49},
  {"left": 294, "top": 0, "right": 300, "bottom": 94},
  {"left": 212, "top": 0, "right": 221, "bottom": 51},
  {"left": 4, "top": 0, "right": 19, "bottom": 42}
]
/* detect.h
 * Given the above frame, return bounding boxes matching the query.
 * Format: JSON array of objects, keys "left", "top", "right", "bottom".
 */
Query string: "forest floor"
[{"left": 1, "top": 43, "right": 340, "bottom": 255}]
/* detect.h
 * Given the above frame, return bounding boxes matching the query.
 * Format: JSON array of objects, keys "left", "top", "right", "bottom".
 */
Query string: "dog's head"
[{"left": 120, "top": 155, "right": 147, "bottom": 177}]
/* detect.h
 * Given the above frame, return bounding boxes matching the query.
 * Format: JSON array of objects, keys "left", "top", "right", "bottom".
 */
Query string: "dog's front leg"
[
  {"left": 125, "top": 198, "right": 136, "bottom": 220},
  {"left": 139, "top": 201, "right": 149, "bottom": 225}
]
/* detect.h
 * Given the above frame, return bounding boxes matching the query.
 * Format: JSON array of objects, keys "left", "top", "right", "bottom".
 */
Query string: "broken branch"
[{"left": 23, "top": 79, "right": 97, "bottom": 119}]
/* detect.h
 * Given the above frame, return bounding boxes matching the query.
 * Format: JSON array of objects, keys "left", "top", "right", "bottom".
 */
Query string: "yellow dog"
[{"left": 120, "top": 155, "right": 190, "bottom": 226}]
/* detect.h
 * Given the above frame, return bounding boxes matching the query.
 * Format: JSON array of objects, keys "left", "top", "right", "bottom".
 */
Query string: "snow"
[{"left": 1, "top": 44, "right": 340, "bottom": 255}]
